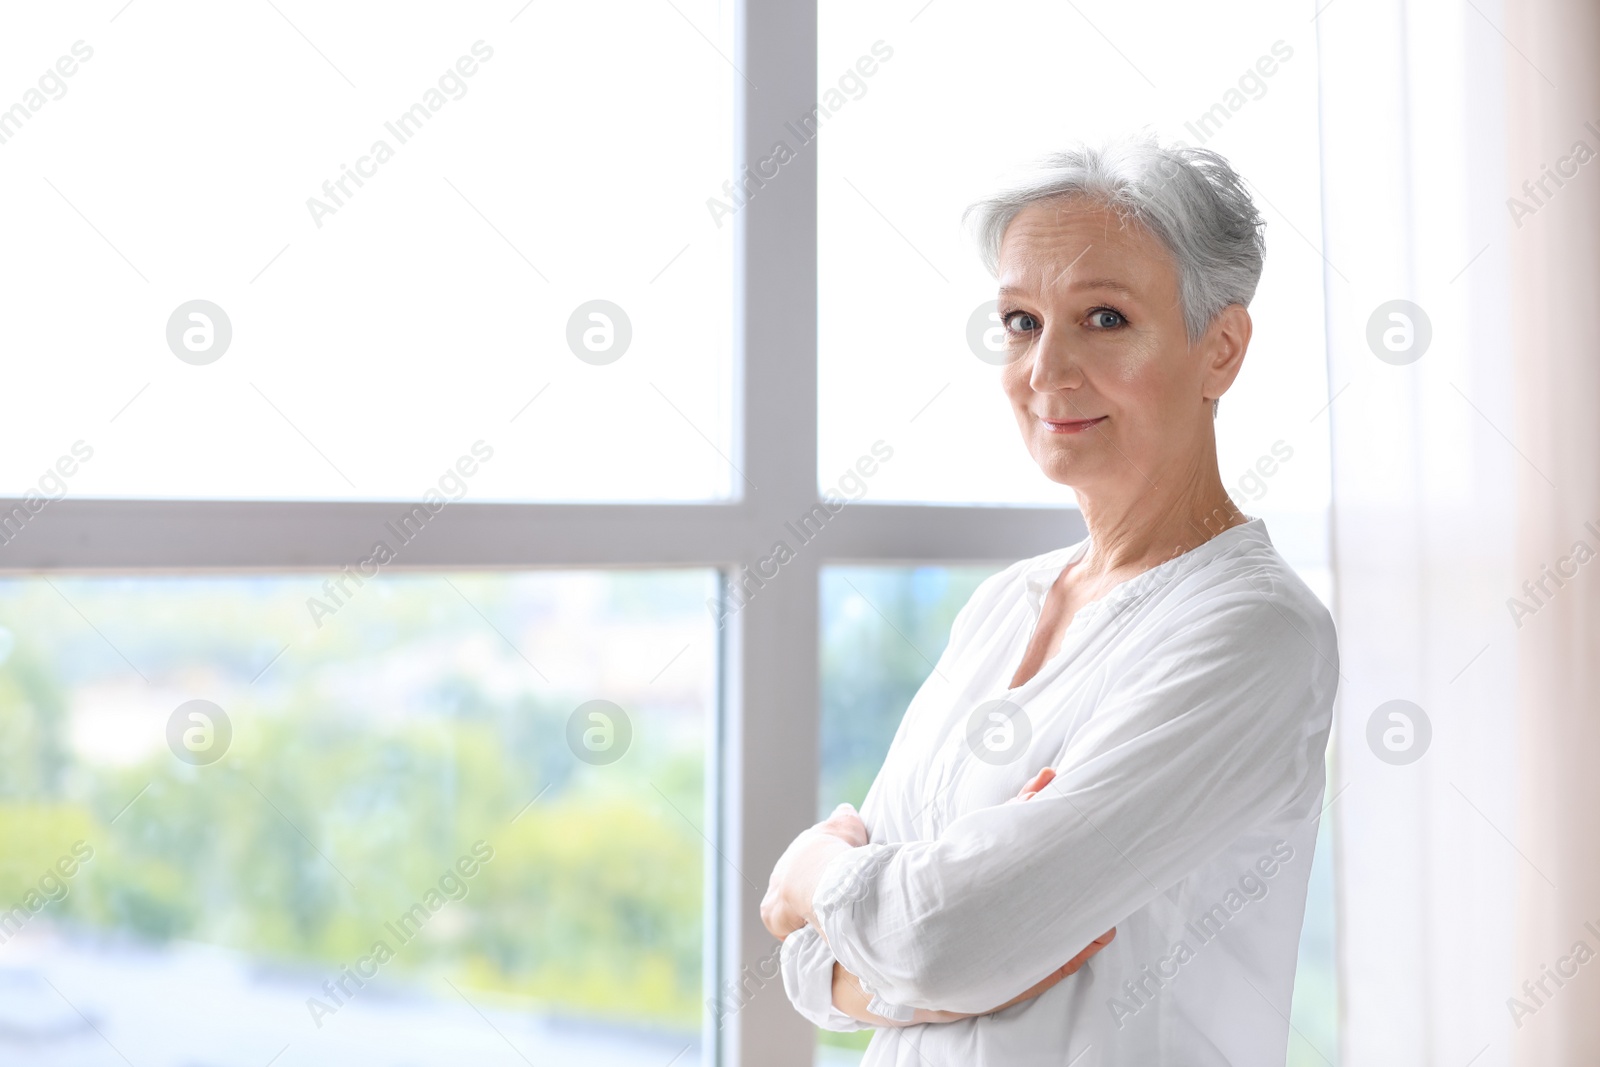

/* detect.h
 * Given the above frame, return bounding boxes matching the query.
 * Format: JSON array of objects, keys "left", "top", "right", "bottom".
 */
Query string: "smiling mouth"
[{"left": 1040, "top": 416, "right": 1107, "bottom": 434}]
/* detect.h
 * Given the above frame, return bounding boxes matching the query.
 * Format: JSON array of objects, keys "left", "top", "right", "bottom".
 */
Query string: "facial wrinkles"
[
  {"left": 1046, "top": 242, "right": 1095, "bottom": 293},
  {"left": 1002, "top": 202, "right": 1185, "bottom": 413}
]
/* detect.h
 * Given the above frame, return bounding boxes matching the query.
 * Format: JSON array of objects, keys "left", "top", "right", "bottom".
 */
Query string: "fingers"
[
  {"left": 1059, "top": 926, "right": 1117, "bottom": 976},
  {"left": 1011, "top": 766, "right": 1057, "bottom": 803}
]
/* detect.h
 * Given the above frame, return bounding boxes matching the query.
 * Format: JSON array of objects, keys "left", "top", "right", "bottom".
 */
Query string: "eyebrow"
[{"left": 998, "top": 279, "right": 1139, "bottom": 299}]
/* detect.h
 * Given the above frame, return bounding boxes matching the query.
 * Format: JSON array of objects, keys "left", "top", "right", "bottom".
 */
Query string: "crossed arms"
[{"left": 762, "top": 768, "right": 1116, "bottom": 1026}]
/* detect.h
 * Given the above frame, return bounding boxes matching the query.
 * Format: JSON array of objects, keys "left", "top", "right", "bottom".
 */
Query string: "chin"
[{"left": 1031, "top": 447, "right": 1093, "bottom": 488}]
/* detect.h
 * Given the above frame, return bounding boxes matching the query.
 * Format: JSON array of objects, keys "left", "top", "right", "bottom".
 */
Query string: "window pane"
[
  {"left": 0, "top": 569, "right": 714, "bottom": 1065},
  {"left": 814, "top": 564, "right": 1336, "bottom": 1064},
  {"left": 817, "top": 0, "right": 1330, "bottom": 518},
  {"left": 0, "top": 3, "right": 732, "bottom": 501}
]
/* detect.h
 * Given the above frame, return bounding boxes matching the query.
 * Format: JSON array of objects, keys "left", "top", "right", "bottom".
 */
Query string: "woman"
[{"left": 761, "top": 134, "right": 1339, "bottom": 1065}]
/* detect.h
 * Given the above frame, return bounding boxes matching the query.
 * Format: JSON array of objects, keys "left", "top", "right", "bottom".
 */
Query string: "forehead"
[{"left": 996, "top": 196, "right": 1176, "bottom": 297}]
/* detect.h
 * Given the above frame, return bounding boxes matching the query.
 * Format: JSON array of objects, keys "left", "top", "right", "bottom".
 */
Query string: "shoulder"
[
  {"left": 1222, "top": 529, "right": 1336, "bottom": 657},
  {"left": 1151, "top": 524, "right": 1340, "bottom": 703},
  {"left": 1162, "top": 522, "right": 1334, "bottom": 642}
]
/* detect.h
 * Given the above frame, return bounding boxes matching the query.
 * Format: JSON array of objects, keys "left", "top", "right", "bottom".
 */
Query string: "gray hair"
[{"left": 962, "top": 134, "right": 1266, "bottom": 344}]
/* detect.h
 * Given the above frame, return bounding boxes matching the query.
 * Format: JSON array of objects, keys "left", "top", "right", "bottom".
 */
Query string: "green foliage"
[{"left": 0, "top": 802, "right": 95, "bottom": 900}]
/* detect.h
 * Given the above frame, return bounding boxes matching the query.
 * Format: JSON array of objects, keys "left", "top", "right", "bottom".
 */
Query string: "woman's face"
[{"left": 995, "top": 196, "right": 1236, "bottom": 494}]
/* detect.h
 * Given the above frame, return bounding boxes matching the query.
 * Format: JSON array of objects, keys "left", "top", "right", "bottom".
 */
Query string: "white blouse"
[{"left": 780, "top": 517, "right": 1338, "bottom": 1066}]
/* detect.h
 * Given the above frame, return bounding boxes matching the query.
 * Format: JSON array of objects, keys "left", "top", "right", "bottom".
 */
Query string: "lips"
[{"left": 1040, "top": 416, "right": 1108, "bottom": 433}]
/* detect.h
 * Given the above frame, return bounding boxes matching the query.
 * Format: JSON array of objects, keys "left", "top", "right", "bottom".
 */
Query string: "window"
[{"left": 1, "top": 3, "right": 1338, "bottom": 1065}]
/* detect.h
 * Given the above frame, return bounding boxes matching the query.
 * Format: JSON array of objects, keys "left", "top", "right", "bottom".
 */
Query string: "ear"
[{"left": 1199, "top": 304, "right": 1252, "bottom": 405}]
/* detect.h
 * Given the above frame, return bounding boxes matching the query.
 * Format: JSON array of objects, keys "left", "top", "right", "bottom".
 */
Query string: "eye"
[
  {"left": 1086, "top": 307, "right": 1126, "bottom": 329},
  {"left": 1002, "top": 310, "right": 1040, "bottom": 334}
]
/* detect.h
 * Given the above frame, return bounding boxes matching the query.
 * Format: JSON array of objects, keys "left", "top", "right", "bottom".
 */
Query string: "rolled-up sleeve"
[
  {"left": 810, "top": 589, "right": 1338, "bottom": 1015},
  {"left": 779, "top": 923, "right": 879, "bottom": 1031}
]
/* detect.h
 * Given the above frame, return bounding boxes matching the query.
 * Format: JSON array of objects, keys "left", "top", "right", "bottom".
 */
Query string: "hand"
[
  {"left": 761, "top": 802, "right": 869, "bottom": 941},
  {"left": 813, "top": 801, "right": 870, "bottom": 848}
]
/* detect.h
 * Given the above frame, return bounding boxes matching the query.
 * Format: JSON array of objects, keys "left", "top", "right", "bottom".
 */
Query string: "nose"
[{"left": 1027, "top": 322, "right": 1086, "bottom": 398}]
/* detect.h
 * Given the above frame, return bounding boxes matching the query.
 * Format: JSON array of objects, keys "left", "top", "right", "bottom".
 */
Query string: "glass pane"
[
  {"left": 0, "top": 3, "right": 732, "bottom": 501},
  {"left": 0, "top": 569, "right": 714, "bottom": 1065},
  {"left": 814, "top": 564, "right": 1337, "bottom": 1065},
  {"left": 817, "top": 0, "right": 1330, "bottom": 522}
]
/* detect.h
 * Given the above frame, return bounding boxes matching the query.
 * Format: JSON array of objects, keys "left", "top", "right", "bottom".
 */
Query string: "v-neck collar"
[{"left": 1006, "top": 516, "right": 1271, "bottom": 692}]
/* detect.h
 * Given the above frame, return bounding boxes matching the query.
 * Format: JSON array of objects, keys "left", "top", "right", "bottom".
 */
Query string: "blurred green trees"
[{"left": 0, "top": 572, "right": 708, "bottom": 1032}]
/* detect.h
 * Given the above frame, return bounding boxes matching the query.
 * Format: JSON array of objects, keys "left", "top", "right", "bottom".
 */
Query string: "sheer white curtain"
[
  {"left": 1317, "top": 0, "right": 1523, "bottom": 1062},
  {"left": 1503, "top": 0, "right": 1600, "bottom": 1062}
]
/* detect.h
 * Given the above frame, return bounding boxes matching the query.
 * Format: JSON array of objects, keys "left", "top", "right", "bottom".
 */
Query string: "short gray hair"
[{"left": 963, "top": 133, "right": 1266, "bottom": 343}]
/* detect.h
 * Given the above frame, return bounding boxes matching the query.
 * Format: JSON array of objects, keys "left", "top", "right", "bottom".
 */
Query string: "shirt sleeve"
[
  {"left": 809, "top": 585, "right": 1338, "bottom": 1015},
  {"left": 778, "top": 923, "right": 878, "bottom": 1031}
]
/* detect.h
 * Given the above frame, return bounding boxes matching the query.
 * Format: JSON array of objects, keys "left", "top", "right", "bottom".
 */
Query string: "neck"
[{"left": 1072, "top": 434, "right": 1245, "bottom": 577}]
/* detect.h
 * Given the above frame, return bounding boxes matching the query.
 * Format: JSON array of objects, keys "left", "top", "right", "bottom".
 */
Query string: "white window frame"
[{"left": 0, "top": 3, "right": 1084, "bottom": 1063}]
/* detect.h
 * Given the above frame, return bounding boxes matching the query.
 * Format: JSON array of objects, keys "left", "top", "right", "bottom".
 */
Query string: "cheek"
[
  {"left": 1103, "top": 338, "right": 1185, "bottom": 409},
  {"left": 1105, "top": 335, "right": 1165, "bottom": 384},
  {"left": 999, "top": 360, "right": 1033, "bottom": 403}
]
